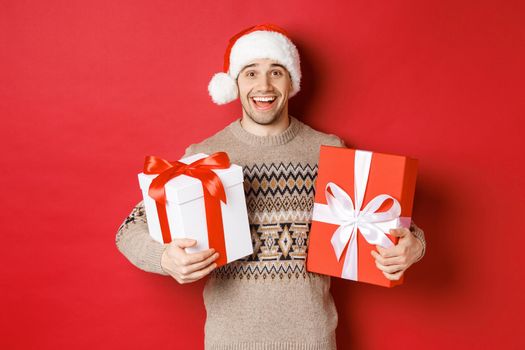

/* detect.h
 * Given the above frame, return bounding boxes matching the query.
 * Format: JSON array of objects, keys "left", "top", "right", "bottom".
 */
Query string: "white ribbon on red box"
[{"left": 312, "top": 150, "right": 410, "bottom": 280}]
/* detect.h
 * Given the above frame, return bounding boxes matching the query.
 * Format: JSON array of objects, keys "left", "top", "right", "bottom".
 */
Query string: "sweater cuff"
[
  {"left": 410, "top": 220, "right": 426, "bottom": 262},
  {"left": 144, "top": 242, "right": 169, "bottom": 276}
]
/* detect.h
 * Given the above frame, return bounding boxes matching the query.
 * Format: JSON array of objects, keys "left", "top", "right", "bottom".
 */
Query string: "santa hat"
[{"left": 208, "top": 24, "right": 301, "bottom": 105}]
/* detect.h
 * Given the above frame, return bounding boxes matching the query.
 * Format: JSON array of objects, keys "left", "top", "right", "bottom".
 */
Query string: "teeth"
[{"left": 252, "top": 96, "right": 276, "bottom": 102}]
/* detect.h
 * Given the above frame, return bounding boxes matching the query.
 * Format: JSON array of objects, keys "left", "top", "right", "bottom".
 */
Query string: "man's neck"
[{"left": 240, "top": 113, "right": 290, "bottom": 137}]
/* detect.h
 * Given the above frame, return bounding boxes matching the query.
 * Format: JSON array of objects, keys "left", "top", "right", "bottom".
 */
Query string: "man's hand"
[
  {"left": 161, "top": 238, "right": 219, "bottom": 284},
  {"left": 370, "top": 228, "right": 423, "bottom": 281}
]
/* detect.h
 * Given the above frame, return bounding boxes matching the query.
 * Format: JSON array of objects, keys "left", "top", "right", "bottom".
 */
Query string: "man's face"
[{"left": 237, "top": 58, "right": 293, "bottom": 125}]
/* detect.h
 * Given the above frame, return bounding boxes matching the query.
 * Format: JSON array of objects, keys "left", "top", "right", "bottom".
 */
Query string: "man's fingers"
[
  {"left": 383, "top": 269, "right": 404, "bottom": 281},
  {"left": 179, "top": 252, "right": 220, "bottom": 275},
  {"left": 374, "top": 258, "right": 404, "bottom": 274},
  {"left": 376, "top": 244, "right": 404, "bottom": 258},
  {"left": 177, "top": 261, "right": 218, "bottom": 283},
  {"left": 371, "top": 250, "right": 406, "bottom": 266},
  {"left": 163, "top": 238, "right": 220, "bottom": 285},
  {"left": 187, "top": 260, "right": 218, "bottom": 280},
  {"left": 180, "top": 247, "right": 217, "bottom": 265},
  {"left": 166, "top": 239, "right": 216, "bottom": 265}
]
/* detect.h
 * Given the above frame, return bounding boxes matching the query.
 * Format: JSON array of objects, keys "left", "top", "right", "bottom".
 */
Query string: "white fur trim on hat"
[
  {"left": 208, "top": 29, "right": 301, "bottom": 105},
  {"left": 208, "top": 72, "right": 238, "bottom": 105}
]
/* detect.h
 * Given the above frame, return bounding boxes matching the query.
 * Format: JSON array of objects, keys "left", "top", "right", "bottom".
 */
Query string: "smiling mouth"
[{"left": 251, "top": 96, "right": 277, "bottom": 110}]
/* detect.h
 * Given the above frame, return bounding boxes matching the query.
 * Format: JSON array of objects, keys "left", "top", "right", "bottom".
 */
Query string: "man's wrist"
[
  {"left": 160, "top": 245, "right": 169, "bottom": 275},
  {"left": 414, "top": 235, "right": 425, "bottom": 262},
  {"left": 410, "top": 222, "right": 426, "bottom": 262}
]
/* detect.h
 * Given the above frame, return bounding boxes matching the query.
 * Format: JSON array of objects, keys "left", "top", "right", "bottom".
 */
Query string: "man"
[{"left": 116, "top": 24, "right": 426, "bottom": 349}]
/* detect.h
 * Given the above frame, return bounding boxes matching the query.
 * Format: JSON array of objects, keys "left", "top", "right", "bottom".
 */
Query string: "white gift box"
[{"left": 137, "top": 153, "right": 253, "bottom": 264}]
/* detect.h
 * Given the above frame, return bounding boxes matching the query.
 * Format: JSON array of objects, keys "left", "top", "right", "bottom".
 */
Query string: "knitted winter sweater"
[{"left": 115, "top": 116, "right": 426, "bottom": 350}]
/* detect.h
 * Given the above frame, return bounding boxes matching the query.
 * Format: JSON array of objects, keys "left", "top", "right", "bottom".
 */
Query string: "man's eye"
[
  {"left": 272, "top": 70, "right": 283, "bottom": 77},
  {"left": 246, "top": 71, "right": 256, "bottom": 77}
]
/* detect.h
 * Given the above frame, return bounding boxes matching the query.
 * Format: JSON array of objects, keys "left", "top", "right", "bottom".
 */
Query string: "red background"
[{"left": 1, "top": 0, "right": 523, "bottom": 349}]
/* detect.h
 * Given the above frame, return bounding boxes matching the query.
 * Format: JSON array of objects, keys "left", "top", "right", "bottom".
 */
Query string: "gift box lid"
[{"left": 137, "top": 153, "right": 244, "bottom": 204}]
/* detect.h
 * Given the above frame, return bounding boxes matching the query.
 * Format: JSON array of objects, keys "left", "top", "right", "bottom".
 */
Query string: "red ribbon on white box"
[{"left": 312, "top": 150, "right": 410, "bottom": 280}]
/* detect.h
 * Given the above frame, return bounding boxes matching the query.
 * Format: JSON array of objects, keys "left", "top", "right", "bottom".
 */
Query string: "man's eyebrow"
[
  {"left": 240, "top": 63, "right": 258, "bottom": 72},
  {"left": 270, "top": 63, "right": 286, "bottom": 70},
  {"left": 240, "top": 63, "right": 287, "bottom": 73}
]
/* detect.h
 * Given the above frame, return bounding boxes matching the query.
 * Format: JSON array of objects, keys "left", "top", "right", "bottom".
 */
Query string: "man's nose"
[{"left": 257, "top": 74, "right": 273, "bottom": 91}]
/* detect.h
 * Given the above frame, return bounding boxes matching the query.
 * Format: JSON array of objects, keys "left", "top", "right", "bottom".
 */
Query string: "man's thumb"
[
  {"left": 174, "top": 238, "right": 197, "bottom": 248},
  {"left": 389, "top": 228, "right": 409, "bottom": 237}
]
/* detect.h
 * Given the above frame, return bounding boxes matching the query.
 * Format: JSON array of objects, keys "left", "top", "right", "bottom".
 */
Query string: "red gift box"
[{"left": 306, "top": 146, "right": 418, "bottom": 287}]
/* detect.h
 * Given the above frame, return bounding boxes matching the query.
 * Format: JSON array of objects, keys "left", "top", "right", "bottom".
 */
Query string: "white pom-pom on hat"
[
  {"left": 208, "top": 24, "right": 301, "bottom": 105},
  {"left": 208, "top": 72, "right": 238, "bottom": 105}
]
